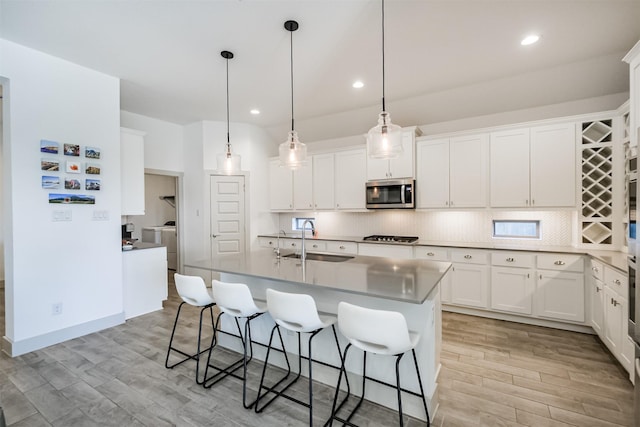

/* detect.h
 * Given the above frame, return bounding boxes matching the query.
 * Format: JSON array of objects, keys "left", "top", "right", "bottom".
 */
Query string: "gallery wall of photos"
[{"left": 40, "top": 139, "right": 101, "bottom": 205}]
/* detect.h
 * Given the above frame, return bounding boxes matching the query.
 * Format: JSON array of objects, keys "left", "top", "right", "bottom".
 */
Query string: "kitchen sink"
[{"left": 283, "top": 252, "right": 354, "bottom": 263}]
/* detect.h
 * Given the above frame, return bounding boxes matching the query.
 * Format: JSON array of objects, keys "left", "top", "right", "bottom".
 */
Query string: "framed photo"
[
  {"left": 64, "top": 178, "right": 81, "bottom": 190},
  {"left": 63, "top": 143, "right": 80, "bottom": 157},
  {"left": 41, "top": 159, "right": 60, "bottom": 172},
  {"left": 85, "top": 164, "right": 101, "bottom": 175},
  {"left": 49, "top": 193, "right": 95, "bottom": 205},
  {"left": 40, "top": 139, "right": 59, "bottom": 154},
  {"left": 85, "top": 179, "right": 100, "bottom": 191},
  {"left": 41, "top": 176, "right": 60, "bottom": 189},
  {"left": 66, "top": 161, "right": 81, "bottom": 174},
  {"left": 85, "top": 146, "right": 101, "bottom": 159}
]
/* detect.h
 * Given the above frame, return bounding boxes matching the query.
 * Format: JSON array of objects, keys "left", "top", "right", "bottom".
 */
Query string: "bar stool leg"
[
  {"left": 412, "top": 348, "right": 430, "bottom": 427},
  {"left": 395, "top": 353, "right": 405, "bottom": 427}
]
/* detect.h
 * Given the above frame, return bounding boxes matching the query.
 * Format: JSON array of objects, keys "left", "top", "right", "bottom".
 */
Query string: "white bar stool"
[
  {"left": 254, "top": 288, "right": 350, "bottom": 426},
  {"left": 203, "top": 279, "right": 267, "bottom": 409},
  {"left": 165, "top": 273, "right": 216, "bottom": 385},
  {"left": 328, "top": 302, "right": 430, "bottom": 427}
]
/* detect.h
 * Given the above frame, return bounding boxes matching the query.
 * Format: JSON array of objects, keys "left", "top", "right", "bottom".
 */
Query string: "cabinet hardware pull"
[
  {"left": 506, "top": 257, "right": 515, "bottom": 262},
  {"left": 526, "top": 200, "right": 529, "bottom": 205},
  {"left": 592, "top": 267, "right": 599, "bottom": 273},
  {"left": 612, "top": 298, "right": 619, "bottom": 307},
  {"left": 339, "top": 245, "right": 345, "bottom": 249},
  {"left": 445, "top": 201, "right": 449, "bottom": 206},
  {"left": 596, "top": 286, "right": 601, "bottom": 292},
  {"left": 291, "top": 243, "right": 296, "bottom": 247},
  {"left": 450, "top": 201, "right": 454, "bottom": 206},
  {"left": 614, "top": 279, "right": 621, "bottom": 285},
  {"left": 464, "top": 255, "right": 472, "bottom": 259},
  {"left": 532, "top": 199, "right": 535, "bottom": 205},
  {"left": 313, "top": 244, "right": 318, "bottom": 248},
  {"left": 539, "top": 274, "right": 542, "bottom": 280},
  {"left": 427, "top": 252, "right": 435, "bottom": 256},
  {"left": 268, "top": 241, "right": 273, "bottom": 245},
  {"left": 554, "top": 260, "right": 565, "bottom": 265},
  {"left": 527, "top": 273, "right": 530, "bottom": 278}
]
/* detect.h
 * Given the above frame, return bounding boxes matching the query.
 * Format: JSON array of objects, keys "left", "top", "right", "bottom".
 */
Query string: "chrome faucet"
[
  {"left": 300, "top": 219, "right": 316, "bottom": 262},
  {"left": 275, "top": 229, "right": 286, "bottom": 258}
]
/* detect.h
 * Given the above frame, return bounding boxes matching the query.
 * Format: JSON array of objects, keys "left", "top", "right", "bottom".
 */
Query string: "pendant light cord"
[
  {"left": 225, "top": 56, "right": 231, "bottom": 149},
  {"left": 290, "top": 28, "right": 295, "bottom": 133},
  {"left": 381, "top": 0, "right": 386, "bottom": 113}
]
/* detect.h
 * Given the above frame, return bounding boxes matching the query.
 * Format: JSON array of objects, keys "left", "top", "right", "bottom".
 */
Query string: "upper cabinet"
[
  {"left": 335, "top": 148, "right": 367, "bottom": 210},
  {"left": 366, "top": 128, "right": 419, "bottom": 180},
  {"left": 269, "top": 159, "right": 294, "bottom": 210},
  {"left": 121, "top": 127, "right": 146, "bottom": 215},
  {"left": 416, "top": 133, "right": 488, "bottom": 208},
  {"left": 313, "top": 153, "right": 335, "bottom": 210},
  {"left": 293, "top": 163, "right": 313, "bottom": 210},
  {"left": 623, "top": 39, "right": 640, "bottom": 148},
  {"left": 490, "top": 123, "right": 576, "bottom": 208}
]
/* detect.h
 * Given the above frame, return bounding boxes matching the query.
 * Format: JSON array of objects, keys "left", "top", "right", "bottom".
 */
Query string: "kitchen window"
[
  {"left": 492, "top": 220, "right": 540, "bottom": 239},
  {"left": 292, "top": 217, "right": 315, "bottom": 231}
]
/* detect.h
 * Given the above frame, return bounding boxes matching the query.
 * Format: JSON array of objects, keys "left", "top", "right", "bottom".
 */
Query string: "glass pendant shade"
[
  {"left": 367, "top": 111, "right": 403, "bottom": 159},
  {"left": 279, "top": 130, "right": 307, "bottom": 170},
  {"left": 216, "top": 147, "right": 241, "bottom": 174}
]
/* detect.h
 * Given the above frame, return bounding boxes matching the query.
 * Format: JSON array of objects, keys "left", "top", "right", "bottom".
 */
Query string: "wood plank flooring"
[{"left": 0, "top": 279, "right": 635, "bottom": 426}]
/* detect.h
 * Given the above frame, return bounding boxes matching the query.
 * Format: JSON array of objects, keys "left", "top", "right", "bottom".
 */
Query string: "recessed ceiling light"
[
  {"left": 521, "top": 34, "right": 540, "bottom": 46},
  {"left": 250, "top": 109, "right": 260, "bottom": 115},
  {"left": 352, "top": 80, "right": 364, "bottom": 89}
]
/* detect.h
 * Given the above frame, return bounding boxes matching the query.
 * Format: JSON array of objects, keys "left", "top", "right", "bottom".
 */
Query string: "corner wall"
[{"left": 1, "top": 39, "right": 123, "bottom": 356}]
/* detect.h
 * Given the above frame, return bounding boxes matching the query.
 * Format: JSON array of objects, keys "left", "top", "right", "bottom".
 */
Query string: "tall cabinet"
[{"left": 120, "top": 127, "right": 146, "bottom": 215}]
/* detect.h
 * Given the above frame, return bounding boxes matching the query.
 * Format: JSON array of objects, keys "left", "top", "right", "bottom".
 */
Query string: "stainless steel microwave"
[{"left": 365, "top": 178, "right": 415, "bottom": 209}]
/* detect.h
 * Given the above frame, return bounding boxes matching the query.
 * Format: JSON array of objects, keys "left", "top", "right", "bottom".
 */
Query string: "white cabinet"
[
  {"left": 589, "top": 260, "right": 605, "bottom": 335},
  {"left": 490, "top": 252, "right": 535, "bottom": 315},
  {"left": 293, "top": 164, "right": 313, "bottom": 210},
  {"left": 335, "top": 149, "right": 367, "bottom": 210},
  {"left": 414, "top": 246, "right": 451, "bottom": 303},
  {"left": 450, "top": 249, "right": 490, "bottom": 308},
  {"left": 122, "top": 246, "right": 168, "bottom": 319},
  {"left": 325, "top": 240, "right": 358, "bottom": 255},
  {"left": 603, "top": 285, "right": 627, "bottom": 356},
  {"left": 623, "top": 39, "right": 640, "bottom": 149},
  {"left": 269, "top": 159, "right": 293, "bottom": 210},
  {"left": 120, "top": 127, "right": 146, "bottom": 215},
  {"left": 490, "top": 123, "right": 576, "bottom": 208},
  {"left": 416, "top": 134, "right": 488, "bottom": 208},
  {"left": 358, "top": 243, "right": 414, "bottom": 259},
  {"left": 313, "top": 153, "right": 335, "bottom": 210},
  {"left": 367, "top": 129, "right": 417, "bottom": 180},
  {"left": 534, "top": 254, "right": 585, "bottom": 323}
]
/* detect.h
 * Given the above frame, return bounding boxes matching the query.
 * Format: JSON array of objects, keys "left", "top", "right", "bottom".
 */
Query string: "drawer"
[
  {"left": 451, "top": 249, "right": 489, "bottom": 265},
  {"left": 358, "top": 243, "right": 414, "bottom": 259},
  {"left": 258, "top": 236, "right": 278, "bottom": 249},
  {"left": 326, "top": 241, "right": 358, "bottom": 255},
  {"left": 281, "top": 238, "right": 301, "bottom": 250},
  {"left": 604, "top": 266, "right": 628, "bottom": 299},
  {"left": 536, "top": 254, "right": 584, "bottom": 272},
  {"left": 590, "top": 259, "right": 604, "bottom": 281},
  {"left": 306, "top": 240, "right": 327, "bottom": 252},
  {"left": 491, "top": 252, "right": 535, "bottom": 268},
  {"left": 414, "top": 246, "right": 448, "bottom": 262}
]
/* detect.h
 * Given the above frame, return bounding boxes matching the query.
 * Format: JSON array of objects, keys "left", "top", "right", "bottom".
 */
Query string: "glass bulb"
[
  {"left": 279, "top": 130, "right": 308, "bottom": 170},
  {"left": 367, "top": 111, "right": 403, "bottom": 159},
  {"left": 216, "top": 148, "right": 241, "bottom": 174}
]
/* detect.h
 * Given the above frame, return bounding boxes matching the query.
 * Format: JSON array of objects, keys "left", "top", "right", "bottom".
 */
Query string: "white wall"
[
  {"left": 120, "top": 110, "right": 183, "bottom": 172},
  {"left": 0, "top": 39, "right": 122, "bottom": 355},
  {"left": 0, "top": 86, "right": 4, "bottom": 283},
  {"left": 127, "top": 173, "right": 176, "bottom": 241}
]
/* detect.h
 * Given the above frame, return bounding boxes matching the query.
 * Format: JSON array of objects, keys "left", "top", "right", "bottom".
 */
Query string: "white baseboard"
[{"left": 2, "top": 312, "right": 125, "bottom": 357}]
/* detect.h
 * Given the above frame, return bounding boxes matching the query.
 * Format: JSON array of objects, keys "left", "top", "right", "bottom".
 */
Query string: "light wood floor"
[{"left": 0, "top": 279, "right": 635, "bottom": 426}]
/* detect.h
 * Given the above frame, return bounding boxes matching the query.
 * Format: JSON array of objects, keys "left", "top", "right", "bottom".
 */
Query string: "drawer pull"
[
  {"left": 464, "top": 255, "right": 472, "bottom": 260},
  {"left": 427, "top": 252, "right": 435, "bottom": 256},
  {"left": 611, "top": 298, "right": 619, "bottom": 307},
  {"left": 339, "top": 245, "right": 346, "bottom": 250},
  {"left": 592, "top": 266, "right": 599, "bottom": 273},
  {"left": 596, "top": 286, "right": 601, "bottom": 293},
  {"left": 613, "top": 279, "right": 621, "bottom": 285},
  {"left": 291, "top": 243, "right": 297, "bottom": 247},
  {"left": 312, "top": 244, "right": 318, "bottom": 248},
  {"left": 506, "top": 257, "right": 515, "bottom": 262},
  {"left": 268, "top": 241, "right": 273, "bottom": 246},
  {"left": 554, "top": 260, "right": 565, "bottom": 266}
]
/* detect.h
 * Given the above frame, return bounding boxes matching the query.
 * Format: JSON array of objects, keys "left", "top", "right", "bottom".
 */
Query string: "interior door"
[{"left": 210, "top": 175, "right": 246, "bottom": 260}]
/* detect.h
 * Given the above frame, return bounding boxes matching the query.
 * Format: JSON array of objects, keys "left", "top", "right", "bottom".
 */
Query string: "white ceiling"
[{"left": 1, "top": 0, "right": 639, "bottom": 142}]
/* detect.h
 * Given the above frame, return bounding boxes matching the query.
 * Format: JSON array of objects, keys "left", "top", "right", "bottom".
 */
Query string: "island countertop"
[{"left": 185, "top": 249, "right": 451, "bottom": 304}]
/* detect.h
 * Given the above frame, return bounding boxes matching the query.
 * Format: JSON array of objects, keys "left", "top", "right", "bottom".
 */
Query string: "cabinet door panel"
[
  {"left": 535, "top": 271, "right": 584, "bottom": 322},
  {"left": 603, "top": 286, "right": 624, "bottom": 353},
  {"left": 416, "top": 139, "right": 450, "bottom": 208},
  {"left": 121, "top": 128, "right": 146, "bottom": 215},
  {"left": 389, "top": 131, "right": 415, "bottom": 178},
  {"left": 490, "top": 129, "right": 530, "bottom": 207},
  {"left": 269, "top": 159, "right": 293, "bottom": 210},
  {"left": 293, "top": 163, "right": 313, "bottom": 210},
  {"left": 590, "top": 279, "right": 605, "bottom": 336},
  {"left": 450, "top": 134, "right": 488, "bottom": 208},
  {"left": 335, "top": 149, "right": 367, "bottom": 210},
  {"left": 530, "top": 123, "right": 576, "bottom": 207},
  {"left": 366, "top": 157, "right": 389, "bottom": 181},
  {"left": 451, "top": 264, "right": 489, "bottom": 308},
  {"left": 313, "top": 153, "right": 335, "bottom": 209},
  {"left": 491, "top": 267, "right": 534, "bottom": 314}
]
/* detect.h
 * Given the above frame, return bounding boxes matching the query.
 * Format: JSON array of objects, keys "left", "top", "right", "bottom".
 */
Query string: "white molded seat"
[
  {"left": 329, "top": 301, "right": 430, "bottom": 427},
  {"left": 165, "top": 274, "right": 216, "bottom": 385},
  {"left": 254, "top": 289, "right": 348, "bottom": 426},
  {"left": 203, "top": 280, "right": 267, "bottom": 409}
]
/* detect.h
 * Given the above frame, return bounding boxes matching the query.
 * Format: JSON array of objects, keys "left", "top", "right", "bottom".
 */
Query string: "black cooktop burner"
[{"left": 363, "top": 235, "right": 419, "bottom": 243}]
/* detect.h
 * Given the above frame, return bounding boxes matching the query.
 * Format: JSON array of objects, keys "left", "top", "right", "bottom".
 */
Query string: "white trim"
[
  {"left": 2, "top": 312, "right": 125, "bottom": 357},
  {"left": 623, "top": 39, "right": 640, "bottom": 64}
]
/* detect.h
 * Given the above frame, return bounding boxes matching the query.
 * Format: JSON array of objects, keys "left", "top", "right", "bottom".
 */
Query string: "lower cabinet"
[
  {"left": 358, "top": 243, "right": 414, "bottom": 259},
  {"left": 415, "top": 246, "right": 451, "bottom": 303},
  {"left": 491, "top": 267, "right": 534, "bottom": 315},
  {"left": 590, "top": 276, "right": 605, "bottom": 335},
  {"left": 534, "top": 270, "right": 585, "bottom": 322},
  {"left": 603, "top": 285, "right": 627, "bottom": 355},
  {"left": 122, "top": 247, "right": 168, "bottom": 320},
  {"left": 450, "top": 249, "right": 490, "bottom": 309}
]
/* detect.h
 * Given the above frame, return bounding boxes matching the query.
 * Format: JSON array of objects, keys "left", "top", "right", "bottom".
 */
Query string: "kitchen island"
[{"left": 185, "top": 249, "right": 451, "bottom": 421}]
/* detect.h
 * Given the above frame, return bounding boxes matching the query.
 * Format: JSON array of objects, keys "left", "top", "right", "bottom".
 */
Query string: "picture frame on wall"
[
  {"left": 64, "top": 178, "right": 81, "bottom": 190},
  {"left": 41, "top": 176, "right": 60, "bottom": 189},
  {"left": 63, "top": 143, "right": 80, "bottom": 156},
  {"left": 85, "top": 164, "right": 101, "bottom": 175},
  {"left": 48, "top": 193, "right": 95, "bottom": 205},
  {"left": 66, "top": 161, "right": 81, "bottom": 173},
  {"left": 41, "top": 159, "right": 60, "bottom": 171},
  {"left": 85, "top": 146, "right": 101, "bottom": 159},
  {"left": 40, "top": 139, "right": 59, "bottom": 154},
  {"left": 85, "top": 179, "right": 100, "bottom": 190}
]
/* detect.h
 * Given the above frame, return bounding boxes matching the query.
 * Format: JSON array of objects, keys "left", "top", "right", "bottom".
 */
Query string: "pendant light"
[
  {"left": 216, "top": 50, "right": 241, "bottom": 174},
  {"left": 279, "top": 20, "right": 308, "bottom": 170},
  {"left": 366, "top": 0, "right": 403, "bottom": 160}
]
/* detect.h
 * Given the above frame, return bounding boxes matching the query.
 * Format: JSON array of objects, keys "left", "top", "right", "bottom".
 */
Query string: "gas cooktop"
[{"left": 363, "top": 235, "right": 419, "bottom": 243}]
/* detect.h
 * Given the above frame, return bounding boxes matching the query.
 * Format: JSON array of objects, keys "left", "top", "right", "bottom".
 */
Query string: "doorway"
[{"left": 210, "top": 175, "right": 246, "bottom": 261}]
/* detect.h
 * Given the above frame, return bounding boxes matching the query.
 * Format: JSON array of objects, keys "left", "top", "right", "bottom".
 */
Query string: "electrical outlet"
[{"left": 52, "top": 303, "right": 63, "bottom": 315}]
